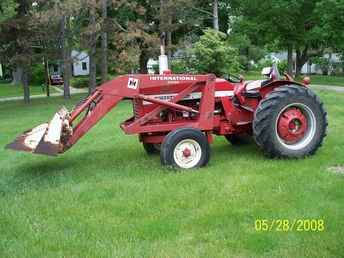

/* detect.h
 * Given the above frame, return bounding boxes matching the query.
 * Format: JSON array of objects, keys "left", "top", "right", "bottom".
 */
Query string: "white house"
[
  {"left": 72, "top": 50, "right": 90, "bottom": 76},
  {"left": 266, "top": 52, "right": 342, "bottom": 75}
]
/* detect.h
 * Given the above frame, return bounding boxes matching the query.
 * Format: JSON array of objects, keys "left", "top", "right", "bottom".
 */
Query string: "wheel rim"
[
  {"left": 275, "top": 103, "right": 316, "bottom": 151},
  {"left": 173, "top": 139, "right": 202, "bottom": 169}
]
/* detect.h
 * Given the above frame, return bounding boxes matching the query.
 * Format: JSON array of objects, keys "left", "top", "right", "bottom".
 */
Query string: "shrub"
[
  {"left": 170, "top": 59, "right": 191, "bottom": 74},
  {"left": 188, "top": 29, "right": 241, "bottom": 76},
  {"left": 277, "top": 60, "right": 288, "bottom": 74},
  {"left": 71, "top": 76, "right": 102, "bottom": 88},
  {"left": 257, "top": 59, "right": 288, "bottom": 74},
  {"left": 30, "top": 64, "right": 45, "bottom": 85}
]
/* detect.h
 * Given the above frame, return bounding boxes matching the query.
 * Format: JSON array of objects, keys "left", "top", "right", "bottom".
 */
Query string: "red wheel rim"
[{"left": 277, "top": 107, "right": 308, "bottom": 144}]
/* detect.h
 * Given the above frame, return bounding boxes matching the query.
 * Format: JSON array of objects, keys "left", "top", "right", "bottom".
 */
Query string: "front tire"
[
  {"left": 161, "top": 128, "right": 210, "bottom": 169},
  {"left": 253, "top": 85, "right": 327, "bottom": 158}
]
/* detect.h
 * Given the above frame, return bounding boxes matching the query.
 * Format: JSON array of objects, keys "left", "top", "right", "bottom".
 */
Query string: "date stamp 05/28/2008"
[{"left": 254, "top": 219, "right": 325, "bottom": 232}]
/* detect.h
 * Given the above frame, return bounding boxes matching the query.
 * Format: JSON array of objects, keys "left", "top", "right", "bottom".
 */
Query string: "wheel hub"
[
  {"left": 182, "top": 147, "right": 191, "bottom": 158},
  {"left": 173, "top": 139, "right": 202, "bottom": 169},
  {"left": 277, "top": 108, "right": 308, "bottom": 144}
]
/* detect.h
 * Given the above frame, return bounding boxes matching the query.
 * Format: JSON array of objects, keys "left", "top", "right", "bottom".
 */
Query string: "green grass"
[
  {"left": 243, "top": 71, "right": 263, "bottom": 80},
  {"left": 243, "top": 71, "right": 344, "bottom": 87},
  {"left": 305, "top": 75, "right": 344, "bottom": 87},
  {"left": 0, "top": 91, "right": 343, "bottom": 257},
  {"left": 0, "top": 83, "right": 58, "bottom": 98}
]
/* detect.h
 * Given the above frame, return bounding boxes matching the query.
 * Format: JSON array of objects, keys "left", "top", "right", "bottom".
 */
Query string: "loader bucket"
[{"left": 6, "top": 107, "right": 71, "bottom": 156}]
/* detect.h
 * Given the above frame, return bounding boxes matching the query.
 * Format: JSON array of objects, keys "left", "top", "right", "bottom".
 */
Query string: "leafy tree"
[
  {"left": 188, "top": 29, "right": 241, "bottom": 76},
  {"left": 230, "top": 0, "right": 344, "bottom": 76},
  {"left": 0, "top": 0, "right": 17, "bottom": 23},
  {"left": 0, "top": 0, "right": 36, "bottom": 103}
]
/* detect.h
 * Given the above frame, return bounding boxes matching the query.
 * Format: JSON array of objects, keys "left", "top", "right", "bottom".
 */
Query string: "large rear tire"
[
  {"left": 253, "top": 85, "right": 327, "bottom": 158},
  {"left": 161, "top": 128, "right": 210, "bottom": 169}
]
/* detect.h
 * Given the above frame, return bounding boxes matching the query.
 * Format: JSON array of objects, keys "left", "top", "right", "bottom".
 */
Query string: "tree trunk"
[
  {"left": 63, "top": 48, "right": 72, "bottom": 99},
  {"left": 22, "top": 70, "right": 30, "bottom": 104},
  {"left": 139, "top": 50, "right": 148, "bottom": 74},
  {"left": 328, "top": 52, "right": 333, "bottom": 75},
  {"left": 101, "top": 0, "right": 108, "bottom": 83},
  {"left": 43, "top": 55, "right": 50, "bottom": 97},
  {"left": 89, "top": 13, "right": 97, "bottom": 94},
  {"left": 295, "top": 50, "right": 302, "bottom": 77},
  {"left": 89, "top": 47, "right": 97, "bottom": 94},
  {"left": 12, "top": 66, "right": 23, "bottom": 85},
  {"left": 61, "top": 15, "right": 71, "bottom": 99},
  {"left": 287, "top": 44, "right": 293, "bottom": 75},
  {"left": 213, "top": 0, "right": 219, "bottom": 31},
  {"left": 295, "top": 47, "right": 309, "bottom": 77},
  {"left": 167, "top": 14, "right": 172, "bottom": 58}
]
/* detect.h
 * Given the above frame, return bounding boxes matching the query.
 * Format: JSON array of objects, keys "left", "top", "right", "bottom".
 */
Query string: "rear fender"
[{"left": 259, "top": 80, "right": 307, "bottom": 98}]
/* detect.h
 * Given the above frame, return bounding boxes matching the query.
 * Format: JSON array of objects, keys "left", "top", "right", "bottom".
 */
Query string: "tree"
[
  {"left": 88, "top": 7, "right": 98, "bottom": 93},
  {"left": 0, "top": 0, "right": 35, "bottom": 103},
  {"left": 61, "top": 15, "right": 72, "bottom": 99},
  {"left": 30, "top": 0, "right": 84, "bottom": 99},
  {"left": 230, "top": 0, "right": 344, "bottom": 76},
  {"left": 189, "top": 29, "right": 241, "bottom": 76},
  {"left": 101, "top": 0, "right": 108, "bottom": 83},
  {"left": 0, "top": 0, "right": 17, "bottom": 23},
  {"left": 213, "top": 0, "right": 219, "bottom": 31}
]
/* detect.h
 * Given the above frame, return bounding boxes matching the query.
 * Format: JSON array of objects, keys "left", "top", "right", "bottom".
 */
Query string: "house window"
[{"left": 82, "top": 62, "right": 87, "bottom": 71}]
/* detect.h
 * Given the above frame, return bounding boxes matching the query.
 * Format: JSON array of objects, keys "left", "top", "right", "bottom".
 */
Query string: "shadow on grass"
[
  {"left": 212, "top": 137, "right": 263, "bottom": 158},
  {"left": 0, "top": 144, "right": 164, "bottom": 196},
  {"left": 2, "top": 136, "right": 300, "bottom": 197}
]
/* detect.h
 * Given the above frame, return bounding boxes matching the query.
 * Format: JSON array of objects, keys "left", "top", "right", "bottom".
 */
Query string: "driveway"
[{"left": 310, "top": 84, "right": 344, "bottom": 93}]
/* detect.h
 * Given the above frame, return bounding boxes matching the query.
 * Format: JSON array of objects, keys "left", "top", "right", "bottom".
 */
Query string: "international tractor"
[{"left": 6, "top": 64, "right": 327, "bottom": 169}]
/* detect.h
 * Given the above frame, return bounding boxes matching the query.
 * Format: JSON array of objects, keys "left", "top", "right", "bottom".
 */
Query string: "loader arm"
[
  {"left": 6, "top": 76, "right": 137, "bottom": 156},
  {"left": 6, "top": 74, "right": 216, "bottom": 156},
  {"left": 64, "top": 92, "right": 123, "bottom": 150}
]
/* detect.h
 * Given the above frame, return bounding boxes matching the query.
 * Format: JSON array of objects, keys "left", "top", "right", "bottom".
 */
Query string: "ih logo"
[{"left": 128, "top": 78, "right": 139, "bottom": 89}]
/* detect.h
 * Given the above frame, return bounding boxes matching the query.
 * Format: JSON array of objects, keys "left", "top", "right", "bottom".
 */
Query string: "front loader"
[{"left": 6, "top": 66, "right": 327, "bottom": 169}]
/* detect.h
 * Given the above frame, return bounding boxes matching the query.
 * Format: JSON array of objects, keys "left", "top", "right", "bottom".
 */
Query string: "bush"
[
  {"left": 170, "top": 59, "right": 192, "bottom": 74},
  {"left": 311, "top": 57, "right": 331, "bottom": 75},
  {"left": 30, "top": 64, "right": 45, "bottom": 85},
  {"left": 257, "top": 59, "right": 288, "bottom": 74},
  {"left": 71, "top": 76, "right": 103, "bottom": 88},
  {"left": 71, "top": 77, "right": 89, "bottom": 88},
  {"left": 277, "top": 60, "right": 288, "bottom": 74},
  {"left": 188, "top": 29, "right": 241, "bottom": 76}
]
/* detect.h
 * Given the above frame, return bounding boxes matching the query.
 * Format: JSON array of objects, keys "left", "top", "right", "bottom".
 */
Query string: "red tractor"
[{"left": 7, "top": 65, "right": 327, "bottom": 169}]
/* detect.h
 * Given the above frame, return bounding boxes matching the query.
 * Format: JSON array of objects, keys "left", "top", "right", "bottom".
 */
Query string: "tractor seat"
[{"left": 245, "top": 80, "right": 270, "bottom": 91}]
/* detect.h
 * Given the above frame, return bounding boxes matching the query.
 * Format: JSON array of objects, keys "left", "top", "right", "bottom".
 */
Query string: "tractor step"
[{"left": 6, "top": 107, "right": 71, "bottom": 156}]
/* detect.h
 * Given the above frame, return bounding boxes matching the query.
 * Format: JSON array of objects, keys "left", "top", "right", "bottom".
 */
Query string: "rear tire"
[
  {"left": 161, "top": 128, "right": 210, "bottom": 169},
  {"left": 253, "top": 85, "right": 327, "bottom": 158}
]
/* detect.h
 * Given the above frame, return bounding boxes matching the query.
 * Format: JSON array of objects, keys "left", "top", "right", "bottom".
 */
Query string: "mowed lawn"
[
  {"left": 0, "top": 91, "right": 343, "bottom": 257},
  {"left": 0, "top": 83, "right": 58, "bottom": 98},
  {"left": 244, "top": 71, "right": 344, "bottom": 87}
]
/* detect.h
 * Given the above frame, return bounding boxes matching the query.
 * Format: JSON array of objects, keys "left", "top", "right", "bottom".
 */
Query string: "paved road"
[{"left": 0, "top": 84, "right": 343, "bottom": 103}]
